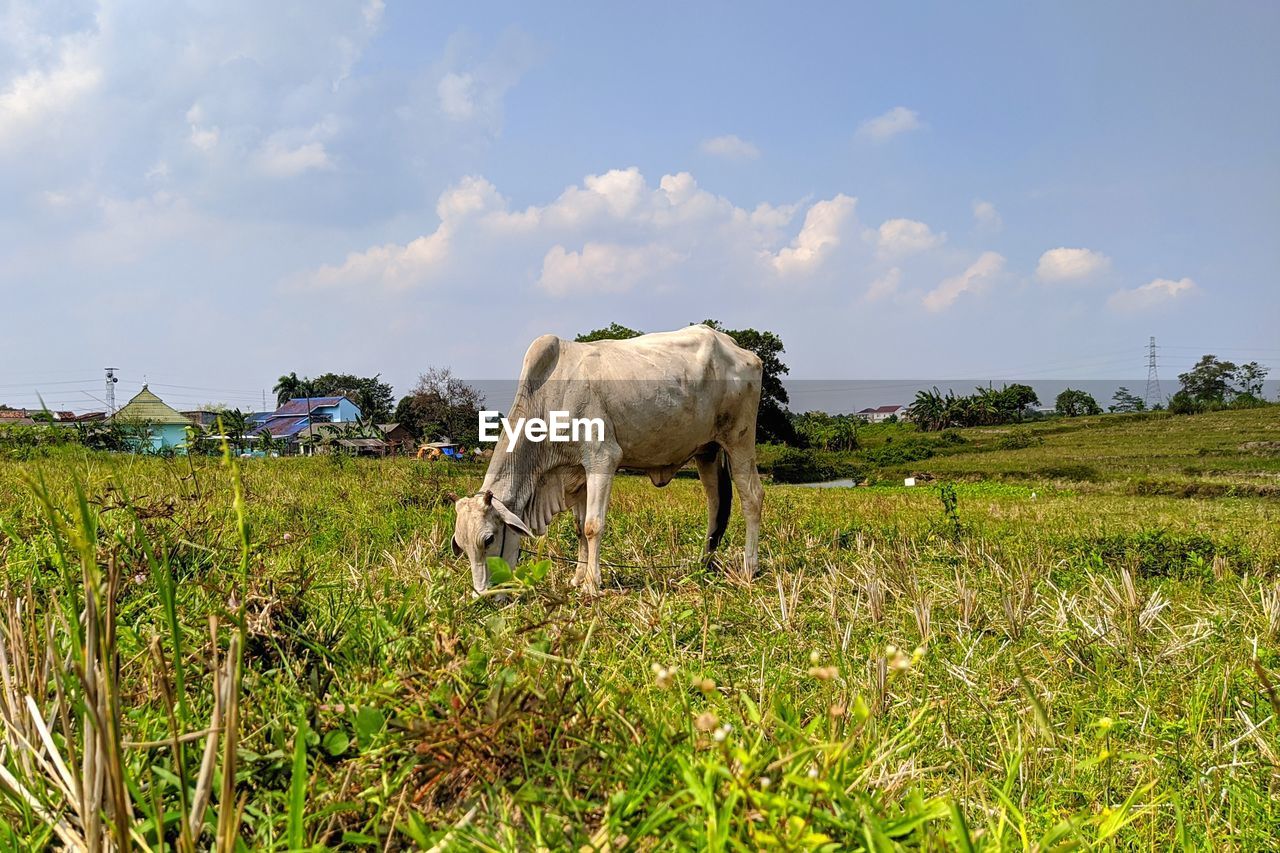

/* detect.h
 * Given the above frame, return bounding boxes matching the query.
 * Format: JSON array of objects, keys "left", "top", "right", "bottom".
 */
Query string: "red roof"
[{"left": 873, "top": 405, "right": 904, "bottom": 413}]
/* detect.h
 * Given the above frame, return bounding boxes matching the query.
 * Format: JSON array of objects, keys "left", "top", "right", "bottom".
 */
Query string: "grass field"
[{"left": 1, "top": 408, "right": 1278, "bottom": 850}]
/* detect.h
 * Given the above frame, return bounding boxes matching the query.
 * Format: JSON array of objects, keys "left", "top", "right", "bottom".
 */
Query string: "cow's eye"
[{"left": 482, "top": 532, "right": 495, "bottom": 546}]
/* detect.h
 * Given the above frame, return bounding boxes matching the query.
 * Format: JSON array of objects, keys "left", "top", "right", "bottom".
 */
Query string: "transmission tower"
[
  {"left": 105, "top": 367, "right": 119, "bottom": 414},
  {"left": 1143, "top": 337, "right": 1164, "bottom": 407}
]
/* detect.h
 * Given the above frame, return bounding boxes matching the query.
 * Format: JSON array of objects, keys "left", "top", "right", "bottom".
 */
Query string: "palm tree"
[
  {"left": 273, "top": 373, "right": 308, "bottom": 407},
  {"left": 218, "top": 409, "right": 251, "bottom": 453},
  {"left": 908, "top": 387, "right": 950, "bottom": 432}
]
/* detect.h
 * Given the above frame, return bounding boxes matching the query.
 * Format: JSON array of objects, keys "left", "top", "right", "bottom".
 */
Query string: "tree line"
[{"left": 255, "top": 348, "right": 1273, "bottom": 447}]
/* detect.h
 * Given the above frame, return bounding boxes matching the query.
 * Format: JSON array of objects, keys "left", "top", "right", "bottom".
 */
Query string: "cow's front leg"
[{"left": 581, "top": 469, "right": 616, "bottom": 595}]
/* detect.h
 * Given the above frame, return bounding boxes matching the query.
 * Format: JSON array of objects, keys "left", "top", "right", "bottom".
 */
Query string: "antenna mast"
[
  {"left": 105, "top": 367, "right": 119, "bottom": 414},
  {"left": 1144, "top": 337, "right": 1164, "bottom": 408}
]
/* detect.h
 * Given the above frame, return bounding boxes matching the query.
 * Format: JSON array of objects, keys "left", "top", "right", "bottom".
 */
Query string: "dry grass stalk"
[{"left": 0, "top": 571, "right": 243, "bottom": 851}]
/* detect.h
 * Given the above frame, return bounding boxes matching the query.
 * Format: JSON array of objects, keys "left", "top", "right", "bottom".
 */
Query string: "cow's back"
[{"left": 515, "top": 326, "right": 760, "bottom": 467}]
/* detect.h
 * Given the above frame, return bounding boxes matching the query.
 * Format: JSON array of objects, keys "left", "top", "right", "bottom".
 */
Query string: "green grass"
[
  {"left": 1, "top": 409, "right": 1279, "bottom": 849},
  {"left": 872, "top": 408, "right": 1280, "bottom": 494}
]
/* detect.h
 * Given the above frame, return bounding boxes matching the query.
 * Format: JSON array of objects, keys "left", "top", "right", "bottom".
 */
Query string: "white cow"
[{"left": 452, "top": 325, "right": 763, "bottom": 595}]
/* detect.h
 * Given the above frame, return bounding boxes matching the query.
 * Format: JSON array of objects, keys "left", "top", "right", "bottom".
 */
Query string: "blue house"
[
  {"left": 110, "top": 386, "right": 193, "bottom": 453},
  {"left": 255, "top": 396, "right": 363, "bottom": 452}
]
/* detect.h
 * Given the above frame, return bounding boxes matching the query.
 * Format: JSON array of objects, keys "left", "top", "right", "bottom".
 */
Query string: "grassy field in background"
[{"left": 1, "top": 408, "right": 1278, "bottom": 849}]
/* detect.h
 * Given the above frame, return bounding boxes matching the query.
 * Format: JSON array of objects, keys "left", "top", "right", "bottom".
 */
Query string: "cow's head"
[{"left": 452, "top": 490, "right": 531, "bottom": 594}]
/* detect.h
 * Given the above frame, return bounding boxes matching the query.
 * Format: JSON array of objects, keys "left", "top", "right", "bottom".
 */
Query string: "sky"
[{"left": 2, "top": 1, "right": 1278, "bottom": 413}]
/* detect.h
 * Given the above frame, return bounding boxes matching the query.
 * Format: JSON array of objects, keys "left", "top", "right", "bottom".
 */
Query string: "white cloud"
[
  {"left": 1107, "top": 277, "right": 1198, "bottom": 312},
  {"left": 302, "top": 168, "right": 856, "bottom": 291},
  {"left": 923, "top": 251, "right": 1005, "bottom": 312},
  {"left": 856, "top": 106, "right": 923, "bottom": 143},
  {"left": 438, "top": 71, "right": 475, "bottom": 120},
  {"left": 972, "top": 199, "right": 1002, "bottom": 232},
  {"left": 700, "top": 134, "right": 760, "bottom": 161},
  {"left": 538, "top": 243, "right": 682, "bottom": 296},
  {"left": 876, "top": 218, "right": 943, "bottom": 257},
  {"left": 865, "top": 267, "right": 901, "bottom": 302},
  {"left": 73, "top": 190, "right": 211, "bottom": 266},
  {"left": 771, "top": 194, "right": 857, "bottom": 276},
  {"left": 308, "top": 175, "right": 501, "bottom": 288},
  {"left": 1035, "top": 247, "right": 1111, "bottom": 282},
  {"left": 431, "top": 30, "right": 539, "bottom": 130},
  {"left": 254, "top": 141, "right": 332, "bottom": 177},
  {"left": 0, "top": 36, "right": 100, "bottom": 148}
]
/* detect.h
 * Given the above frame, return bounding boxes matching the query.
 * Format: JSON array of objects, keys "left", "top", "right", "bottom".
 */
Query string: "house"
[
  {"left": 856, "top": 404, "right": 907, "bottom": 424},
  {"left": 0, "top": 408, "right": 78, "bottom": 425},
  {"left": 377, "top": 423, "right": 415, "bottom": 455},
  {"left": 110, "top": 386, "right": 192, "bottom": 452},
  {"left": 254, "top": 396, "right": 363, "bottom": 453},
  {"left": 182, "top": 410, "right": 224, "bottom": 428}
]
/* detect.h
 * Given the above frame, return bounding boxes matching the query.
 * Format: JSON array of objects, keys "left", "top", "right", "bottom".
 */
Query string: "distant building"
[
  {"left": 378, "top": 423, "right": 416, "bottom": 455},
  {"left": 254, "top": 396, "right": 363, "bottom": 452},
  {"left": 0, "top": 408, "right": 78, "bottom": 425},
  {"left": 182, "top": 410, "right": 224, "bottom": 428},
  {"left": 856, "top": 404, "right": 907, "bottom": 424},
  {"left": 110, "top": 386, "right": 192, "bottom": 452}
]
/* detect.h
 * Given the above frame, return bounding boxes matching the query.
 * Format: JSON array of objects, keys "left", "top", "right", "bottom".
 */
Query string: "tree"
[
  {"left": 994, "top": 384, "right": 1040, "bottom": 422},
  {"left": 1177, "top": 355, "right": 1239, "bottom": 405},
  {"left": 394, "top": 368, "right": 486, "bottom": 445},
  {"left": 575, "top": 323, "right": 643, "bottom": 343},
  {"left": 273, "top": 372, "right": 394, "bottom": 421},
  {"left": 1055, "top": 388, "right": 1102, "bottom": 418},
  {"left": 306, "top": 373, "right": 395, "bottom": 422},
  {"left": 214, "top": 409, "right": 252, "bottom": 453},
  {"left": 794, "top": 411, "right": 859, "bottom": 451},
  {"left": 908, "top": 387, "right": 950, "bottom": 432},
  {"left": 273, "top": 372, "right": 309, "bottom": 406},
  {"left": 1234, "top": 361, "right": 1270, "bottom": 400},
  {"left": 1109, "top": 386, "right": 1146, "bottom": 413}
]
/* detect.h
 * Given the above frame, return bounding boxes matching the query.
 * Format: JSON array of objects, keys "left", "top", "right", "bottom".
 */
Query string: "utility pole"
[
  {"left": 104, "top": 367, "right": 119, "bottom": 415},
  {"left": 1144, "top": 337, "right": 1164, "bottom": 408}
]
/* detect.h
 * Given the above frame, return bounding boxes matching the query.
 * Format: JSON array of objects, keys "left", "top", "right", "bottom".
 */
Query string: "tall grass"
[{"left": 0, "top": 409, "right": 1277, "bottom": 848}]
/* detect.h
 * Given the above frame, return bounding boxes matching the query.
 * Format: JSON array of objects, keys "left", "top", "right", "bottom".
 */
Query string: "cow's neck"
[{"left": 479, "top": 432, "right": 546, "bottom": 522}]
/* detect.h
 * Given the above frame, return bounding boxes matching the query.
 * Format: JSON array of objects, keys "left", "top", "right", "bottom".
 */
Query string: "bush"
[
  {"left": 1167, "top": 390, "right": 1204, "bottom": 415},
  {"left": 1037, "top": 464, "right": 1101, "bottom": 481},
  {"left": 768, "top": 448, "right": 860, "bottom": 484},
  {"left": 996, "top": 429, "right": 1043, "bottom": 450},
  {"left": 1070, "top": 530, "right": 1251, "bottom": 581},
  {"left": 860, "top": 439, "right": 935, "bottom": 466}
]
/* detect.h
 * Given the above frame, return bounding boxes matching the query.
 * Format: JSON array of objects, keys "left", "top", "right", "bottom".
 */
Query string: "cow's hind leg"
[
  {"left": 570, "top": 492, "right": 588, "bottom": 587},
  {"left": 694, "top": 446, "right": 732, "bottom": 568},
  {"left": 723, "top": 444, "right": 763, "bottom": 579}
]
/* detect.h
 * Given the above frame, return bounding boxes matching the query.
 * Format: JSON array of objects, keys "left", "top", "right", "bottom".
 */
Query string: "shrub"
[
  {"left": 768, "top": 448, "right": 860, "bottom": 483},
  {"left": 861, "top": 439, "right": 935, "bottom": 466},
  {"left": 1070, "top": 530, "right": 1251, "bottom": 581},
  {"left": 996, "top": 429, "right": 1043, "bottom": 450}
]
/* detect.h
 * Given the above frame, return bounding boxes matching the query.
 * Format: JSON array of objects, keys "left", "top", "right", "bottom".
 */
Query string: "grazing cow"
[{"left": 452, "top": 325, "right": 763, "bottom": 595}]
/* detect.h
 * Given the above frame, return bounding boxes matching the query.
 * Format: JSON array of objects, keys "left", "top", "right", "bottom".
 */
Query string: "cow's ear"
[
  {"left": 443, "top": 490, "right": 459, "bottom": 505},
  {"left": 481, "top": 490, "right": 494, "bottom": 507},
  {"left": 452, "top": 536, "right": 463, "bottom": 556},
  {"left": 491, "top": 499, "right": 533, "bottom": 537}
]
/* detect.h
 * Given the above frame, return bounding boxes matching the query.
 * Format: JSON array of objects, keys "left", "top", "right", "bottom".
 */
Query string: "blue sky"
[{"left": 2, "top": 1, "right": 1277, "bottom": 413}]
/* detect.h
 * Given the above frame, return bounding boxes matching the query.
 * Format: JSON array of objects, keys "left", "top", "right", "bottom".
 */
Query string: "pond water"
[{"left": 793, "top": 478, "right": 859, "bottom": 488}]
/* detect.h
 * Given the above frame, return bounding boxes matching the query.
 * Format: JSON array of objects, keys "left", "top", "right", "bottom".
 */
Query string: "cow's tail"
[{"left": 707, "top": 445, "right": 733, "bottom": 555}]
